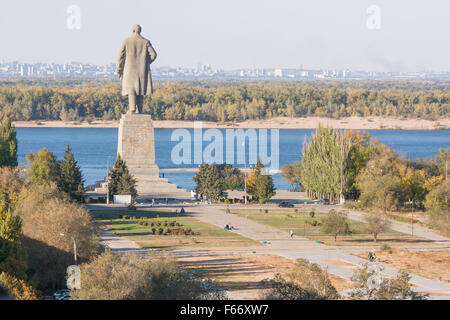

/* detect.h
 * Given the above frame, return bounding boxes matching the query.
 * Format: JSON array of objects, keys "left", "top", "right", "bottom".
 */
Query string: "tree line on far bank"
[{"left": 0, "top": 80, "right": 449, "bottom": 122}]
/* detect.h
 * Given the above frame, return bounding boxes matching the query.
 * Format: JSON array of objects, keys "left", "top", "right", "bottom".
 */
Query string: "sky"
[{"left": 0, "top": 0, "right": 449, "bottom": 72}]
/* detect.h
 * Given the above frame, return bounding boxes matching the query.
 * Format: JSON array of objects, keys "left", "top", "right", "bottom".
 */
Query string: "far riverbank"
[{"left": 13, "top": 116, "right": 450, "bottom": 130}]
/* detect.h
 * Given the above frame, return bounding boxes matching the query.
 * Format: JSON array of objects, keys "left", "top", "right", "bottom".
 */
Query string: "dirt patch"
[
  {"left": 177, "top": 253, "right": 354, "bottom": 298},
  {"left": 137, "top": 237, "right": 257, "bottom": 248},
  {"left": 354, "top": 248, "right": 450, "bottom": 284}
]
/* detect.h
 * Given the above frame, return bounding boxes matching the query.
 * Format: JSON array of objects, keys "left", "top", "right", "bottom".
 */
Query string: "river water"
[{"left": 16, "top": 128, "right": 450, "bottom": 191}]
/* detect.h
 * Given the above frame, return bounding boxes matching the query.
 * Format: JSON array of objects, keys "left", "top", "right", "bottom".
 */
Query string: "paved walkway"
[
  {"left": 187, "top": 205, "right": 450, "bottom": 298},
  {"left": 95, "top": 203, "right": 450, "bottom": 299}
]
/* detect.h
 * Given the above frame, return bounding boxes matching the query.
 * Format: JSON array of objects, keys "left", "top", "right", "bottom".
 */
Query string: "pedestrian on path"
[{"left": 290, "top": 230, "right": 294, "bottom": 239}]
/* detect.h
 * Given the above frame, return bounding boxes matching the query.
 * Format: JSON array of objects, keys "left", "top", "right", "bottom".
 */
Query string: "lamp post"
[
  {"left": 244, "top": 165, "right": 247, "bottom": 205},
  {"left": 60, "top": 233, "right": 77, "bottom": 265},
  {"left": 106, "top": 156, "right": 111, "bottom": 205},
  {"left": 242, "top": 141, "right": 247, "bottom": 205}
]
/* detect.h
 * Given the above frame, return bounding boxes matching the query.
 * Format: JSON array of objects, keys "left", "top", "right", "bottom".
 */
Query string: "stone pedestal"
[
  {"left": 117, "top": 114, "right": 189, "bottom": 197},
  {"left": 117, "top": 114, "right": 159, "bottom": 178}
]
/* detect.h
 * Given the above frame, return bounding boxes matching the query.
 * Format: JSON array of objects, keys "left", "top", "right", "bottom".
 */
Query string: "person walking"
[{"left": 290, "top": 230, "right": 294, "bottom": 239}]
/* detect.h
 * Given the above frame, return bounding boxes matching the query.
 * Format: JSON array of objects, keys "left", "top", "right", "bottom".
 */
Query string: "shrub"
[
  {"left": 351, "top": 263, "right": 427, "bottom": 300},
  {"left": 72, "top": 252, "right": 150, "bottom": 300},
  {"left": 264, "top": 259, "right": 338, "bottom": 300},
  {"left": 309, "top": 209, "right": 315, "bottom": 218},
  {"left": 0, "top": 272, "right": 42, "bottom": 300}
]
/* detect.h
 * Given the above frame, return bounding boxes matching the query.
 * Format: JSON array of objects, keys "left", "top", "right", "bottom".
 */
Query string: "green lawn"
[
  {"left": 90, "top": 209, "right": 258, "bottom": 249},
  {"left": 229, "top": 209, "right": 434, "bottom": 247}
]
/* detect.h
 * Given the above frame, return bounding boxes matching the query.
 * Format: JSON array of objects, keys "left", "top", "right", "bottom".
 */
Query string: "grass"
[
  {"left": 90, "top": 209, "right": 257, "bottom": 249},
  {"left": 229, "top": 209, "right": 434, "bottom": 247}
]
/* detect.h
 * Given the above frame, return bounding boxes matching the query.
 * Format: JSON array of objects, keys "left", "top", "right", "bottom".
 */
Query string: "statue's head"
[{"left": 132, "top": 24, "right": 142, "bottom": 35}]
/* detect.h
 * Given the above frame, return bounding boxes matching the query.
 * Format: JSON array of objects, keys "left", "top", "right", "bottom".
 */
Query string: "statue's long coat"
[{"left": 116, "top": 34, "right": 157, "bottom": 96}]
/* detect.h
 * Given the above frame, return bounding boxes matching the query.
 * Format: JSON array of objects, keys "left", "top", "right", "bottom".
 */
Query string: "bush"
[
  {"left": 350, "top": 263, "right": 427, "bottom": 300},
  {"left": 264, "top": 259, "right": 338, "bottom": 300},
  {"left": 72, "top": 252, "right": 150, "bottom": 300},
  {"left": 309, "top": 209, "right": 315, "bottom": 218}
]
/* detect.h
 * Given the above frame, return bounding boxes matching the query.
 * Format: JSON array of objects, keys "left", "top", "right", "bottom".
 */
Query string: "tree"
[
  {"left": 435, "top": 147, "right": 450, "bottom": 179},
  {"left": 247, "top": 160, "right": 275, "bottom": 204},
  {"left": 58, "top": 145, "right": 85, "bottom": 203},
  {"left": 281, "top": 162, "right": 302, "bottom": 191},
  {"left": 0, "top": 115, "right": 18, "bottom": 167},
  {"left": 217, "top": 164, "right": 244, "bottom": 191},
  {"left": 300, "top": 125, "right": 351, "bottom": 203},
  {"left": 21, "top": 196, "right": 100, "bottom": 293},
  {"left": 0, "top": 167, "right": 24, "bottom": 197},
  {"left": 108, "top": 155, "right": 138, "bottom": 203},
  {"left": 321, "top": 210, "right": 351, "bottom": 241},
  {"left": 193, "top": 163, "right": 225, "bottom": 201},
  {"left": 345, "top": 130, "right": 377, "bottom": 199},
  {"left": 264, "top": 259, "right": 338, "bottom": 300},
  {"left": 0, "top": 272, "right": 41, "bottom": 300},
  {"left": 26, "top": 148, "right": 60, "bottom": 185},
  {"left": 0, "top": 191, "right": 27, "bottom": 280},
  {"left": 424, "top": 179, "right": 450, "bottom": 236},
  {"left": 356, "top": 147, "right": 404, "bottom": 213},
  {"left": 363, "top": 213, "right": 391, "bottom": 242}
]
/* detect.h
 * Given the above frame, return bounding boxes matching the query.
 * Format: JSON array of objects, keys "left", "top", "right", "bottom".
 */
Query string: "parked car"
[
  {"left": 319, "top": 198, "right": 330, "bottom": 205},
  {"left": 278, "top": 201, "right": 294, "bottom": 208},
  {"left": 53, "top": 289, "right": 70, "bottom": 300},
  {"left": 57, "top": 293, "right": 71, "bottom": 300}
]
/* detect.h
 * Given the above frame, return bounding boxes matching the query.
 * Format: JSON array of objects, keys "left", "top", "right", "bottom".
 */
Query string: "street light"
[
  {"left": 60, "top": 233, "right": 77, "bottom": 265},
  {"left": 106, "top": 155, "right": 111, "bottom": 205}
]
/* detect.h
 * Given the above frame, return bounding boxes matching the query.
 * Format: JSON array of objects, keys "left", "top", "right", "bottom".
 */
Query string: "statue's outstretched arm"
[
  {"left": 148, "top": 41, "right": 157, "bottom": 64},
  {"left": 116, "top": 40, "right": 126, "bottom": 79}
]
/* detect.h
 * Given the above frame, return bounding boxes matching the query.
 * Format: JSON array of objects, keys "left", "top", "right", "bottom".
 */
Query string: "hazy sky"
[{"left": 1, "top": 0, "right": 449, "bottom": 72}]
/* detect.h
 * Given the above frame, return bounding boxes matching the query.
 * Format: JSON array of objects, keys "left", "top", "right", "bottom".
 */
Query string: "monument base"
[{"left": 117, "top": 113, "right": 189, "bottom": 197}]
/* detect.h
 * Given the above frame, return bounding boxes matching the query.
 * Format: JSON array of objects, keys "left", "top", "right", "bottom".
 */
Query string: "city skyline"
[
  {"left": 0, "top": 1, "right": 449, "bottom": 72},
  {"left": 2, "top": 60, "right": 450, "bottom": 80}
]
